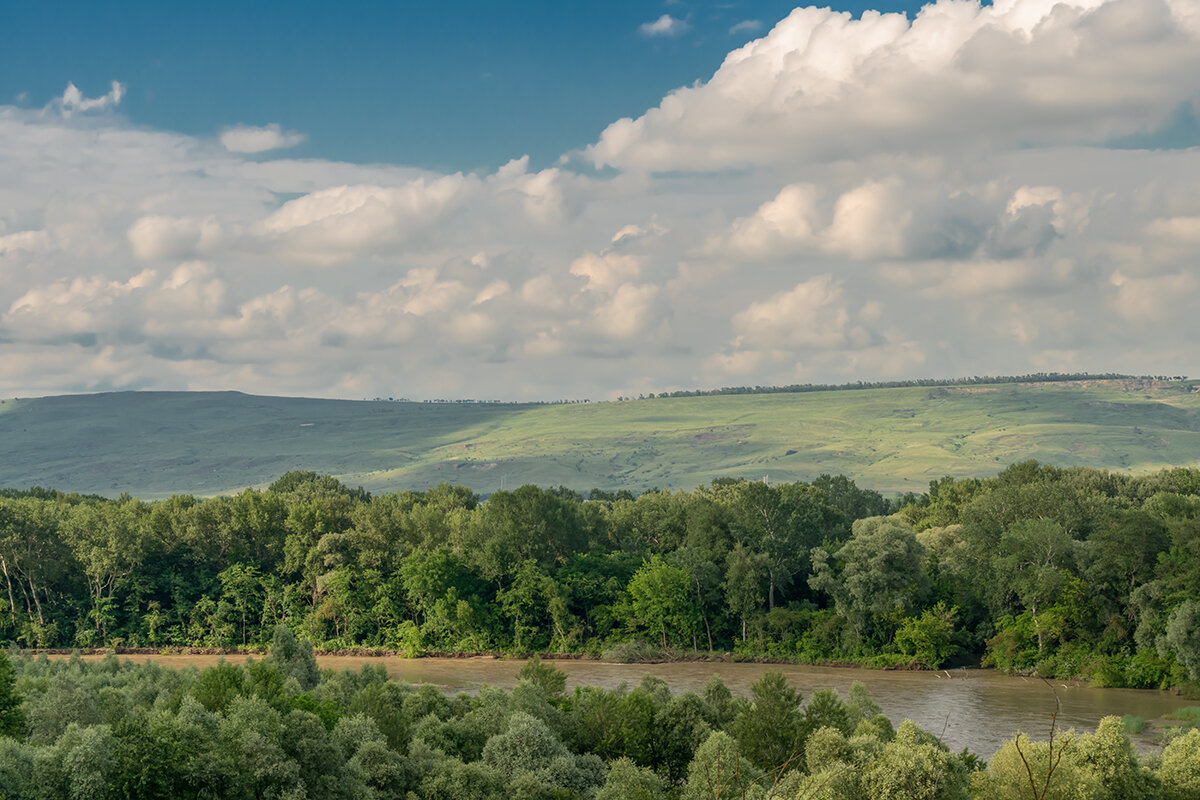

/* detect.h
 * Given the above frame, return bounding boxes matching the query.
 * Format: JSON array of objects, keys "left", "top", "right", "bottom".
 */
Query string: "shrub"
[
  {"left": 1122, "top": 715, "right": 1146, "bottom": 734},
  {"left": 1159, "top": 729, "right": 1200, "bottom": 800},
  {"left": 894, "top": 603, "right": 958, "bottom": 669}
]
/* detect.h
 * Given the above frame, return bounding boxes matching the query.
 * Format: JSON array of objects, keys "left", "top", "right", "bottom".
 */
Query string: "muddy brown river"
[{"left": 60, "top": 654, "right": 1194, "bottom": 757}]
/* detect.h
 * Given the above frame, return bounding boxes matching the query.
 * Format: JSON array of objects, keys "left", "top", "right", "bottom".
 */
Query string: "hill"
[{"left": 3, "top": 379, "right": 1200, "bottom": 498}]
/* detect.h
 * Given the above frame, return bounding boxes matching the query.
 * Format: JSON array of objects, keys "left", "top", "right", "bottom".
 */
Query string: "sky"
[{"left": 2, "top": 0, "right": 1199, "bottom": 401}]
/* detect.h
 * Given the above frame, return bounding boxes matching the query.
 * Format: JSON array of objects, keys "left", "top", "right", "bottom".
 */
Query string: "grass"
[
  {"left": 3, "top": 379, "right": 1200, "bottom": 498},
  {"left": 1122, "top": 714, "right": 1147, "bottom": 734},
  {"left": 1164, "top": 706, "right": 1200, "bottom": 727}
]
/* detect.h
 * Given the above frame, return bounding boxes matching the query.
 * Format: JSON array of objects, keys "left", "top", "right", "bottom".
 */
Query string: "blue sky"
[
  {"left": 6, "top": 0, "right": 923, "bottom": 171},
  {"left": 1, "top": 0, "right": 1199, "bottom": 401}
]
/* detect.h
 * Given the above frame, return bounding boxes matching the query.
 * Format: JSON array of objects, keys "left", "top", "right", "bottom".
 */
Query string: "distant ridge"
[
  {"left": 2, "top": 377, "right": 1200, "bottom": 498},
  {"left": 642, "top": 372, "right": 1187, "bottom": 399}
]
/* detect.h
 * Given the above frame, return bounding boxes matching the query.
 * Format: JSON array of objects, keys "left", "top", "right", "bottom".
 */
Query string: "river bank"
[{"left": 13, "top": 645, "right": 923, "bottom": 668}]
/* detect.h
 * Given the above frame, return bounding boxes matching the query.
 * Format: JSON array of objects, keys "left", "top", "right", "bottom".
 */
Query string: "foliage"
[
  {"left": 0, "top": 461, "right": 1198, "bottom": 695},
  {"left": 1158, "top": 729, "right": 1200, "bottom": 800},
  {"left": 895, "top": 603, "right": 959, "bottom": 668},
  {"left": 0, "top": 654, "right": 1192, "bottom": 800},
  {"left": 810, "top": 516, "right": 928, "bottom": 651},
  {"left": 731, "top": 671, "right": 805, "bottom": 774},
  {"left": 0, "top": 651, "right": 23, "bottom": 738}
]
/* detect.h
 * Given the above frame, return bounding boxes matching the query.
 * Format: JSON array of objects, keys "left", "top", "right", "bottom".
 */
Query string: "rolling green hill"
[{"left": 3, "top": 379, "right": 1200, "bottom": 498}]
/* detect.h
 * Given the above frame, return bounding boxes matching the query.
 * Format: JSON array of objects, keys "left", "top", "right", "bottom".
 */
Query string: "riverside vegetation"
[
  {"left": 1, "top": 463, "right": 1200, "bottom": 695},
  {"left": 0, "top": 642, "right": 1199, "bottom": 800}
]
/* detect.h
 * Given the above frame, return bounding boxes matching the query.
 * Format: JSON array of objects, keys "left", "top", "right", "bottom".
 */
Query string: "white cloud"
[
  {"left": 127, "top": 216, "right": 224, "bottom": 261},
  {"left": 590, "top": 0, "right": 1200, "bottom": 172},
  {"left": 255, "top": 177, "right": 475, "bottom": 265},
  {"left": 4, "top": 1, "right": 1200, "bottom": 402},
  {"left": 717, "top": 183, "right": 825, "bottom": 259},
  {"left": 219, "top": 123, "right": 307, "bottom": 153},
  {"left": 46, "top": 81, "right": 125, "bottom": 117},
  {"left": 1110, "top": 269, "right": 1199, "bottom": 322},
  {"left": 824, "top": 180, "right": 910, "bottom": 260},
  {"left": 488, "top": 156, "right": 577, "bottom": 224},
  {"left": 639, "top": 14, "right": 689, "bottom": 37},
  {"left": 729, "top": 20, "right": 764, "bottom": 35},
  {"left": 730, "top": 274, "right": 856, "bottom": 350},
  {"left": 593, "top": 283, "right": 662, "bottom": 340},
  {"left": 570, "top": 252, "right": 642, "bottom": 293}
]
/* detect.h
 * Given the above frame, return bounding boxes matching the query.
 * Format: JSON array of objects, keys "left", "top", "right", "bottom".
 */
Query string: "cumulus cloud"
[
  {"left": 570, "top": 252, "right": 642, "bottom": 293},
  {"left": 4, "top": 0, "right": 1200, "bottom": 401},
  {"left": 593, "top": 283, "right": 663, "bottom": 340},
  {"left": 639, "top": 14, "right": 689, "bottom": 37},
  {"left": 219, "top": 123, "right": 307, "bottom": 153},
  {"left": 489, "top": 156, "right": 578, "bottom": 225},
  {"left": 128, "top": 216, "right": 225, "bottom": 261},
  {"left": 730, "top": 275, "right": 858, "bottom": 350},
  {"left": 255, "top": 177, "right": 475, "bottom": 265},
  {"left": 590, "top": 0, "right": 1200, "bottom": 171},
  {"left": 1110, "top": 269, "right": 1199, "bottom": 322},
  {"left": 705, "top": 275, "right": 925, "bottom": 382},
  {"left": 713, "top": 173, "right": 1099, "bottom": 264}
]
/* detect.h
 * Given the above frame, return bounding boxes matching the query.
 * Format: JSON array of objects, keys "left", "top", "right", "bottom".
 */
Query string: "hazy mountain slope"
[{"left": 2, "top": 380, "right": 1199, "bottom": 498}]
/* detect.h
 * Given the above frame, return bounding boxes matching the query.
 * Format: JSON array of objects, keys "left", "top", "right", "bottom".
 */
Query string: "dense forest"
[
  {"left": 0, "top": 643, "right": 1198, "bottom": 800},
  {"left": 1, "top": 462, "right": 1200, "bottom": 694}
]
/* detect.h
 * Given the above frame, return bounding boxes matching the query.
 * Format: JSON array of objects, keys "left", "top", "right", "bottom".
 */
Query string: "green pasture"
[{"left": 3, "top": 380, "right": 1200, "bottom": 498}]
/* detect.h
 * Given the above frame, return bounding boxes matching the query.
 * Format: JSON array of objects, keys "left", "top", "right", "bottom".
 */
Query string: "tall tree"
[
  {"left": 724, "top": 544, "right": 767, "bottom": 642},
  {"left": 626, "top": 556, "right": 699, "bottom": 649},
  {"left": 810, "top": 516, "right": 929, "bottom": 650},
  {"left": 721, "top": 480, "right": 838, "bottom": 610},
  {"left": 63, "top": 499, "right": 150, "bottom": 643},
  {"left": 996, "top": 519, "right": 1078, "bottom": 652}
]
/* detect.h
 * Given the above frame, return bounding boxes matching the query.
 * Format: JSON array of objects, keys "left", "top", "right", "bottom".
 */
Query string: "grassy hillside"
[{"left": 3, "top": 379, "right": 1200, "bottom": 498}]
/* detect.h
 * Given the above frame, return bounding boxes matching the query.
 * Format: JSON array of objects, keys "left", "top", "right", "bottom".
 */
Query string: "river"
[{"left": 59, "top": 653, "right": 1193, "bottom": 757}]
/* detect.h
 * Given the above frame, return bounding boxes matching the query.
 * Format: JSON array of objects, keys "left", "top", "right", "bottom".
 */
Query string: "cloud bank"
[{"left": 2, "top": 0, "right": 1199, "bottom": 401}]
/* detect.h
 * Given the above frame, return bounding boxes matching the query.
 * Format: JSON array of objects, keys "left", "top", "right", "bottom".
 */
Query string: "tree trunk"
[
  {"left": 0, "top": 558, "right": 15, "bottom": 624},
  {"left": 693, "top": 576, "right": 714, "bottom": 651},
  {"left": 28, "top": 576, "right": 43, "bottom": 625},
  {"left": 15, "top": 577, "right": 32, "bottom": 621},
  {"left": 1032, "top": 600, "right": 1043, "bottom": 652}
]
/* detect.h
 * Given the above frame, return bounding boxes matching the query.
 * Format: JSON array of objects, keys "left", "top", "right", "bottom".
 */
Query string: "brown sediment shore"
[{"left": 14, "top": 646, "right": 917, "bottom": 667}]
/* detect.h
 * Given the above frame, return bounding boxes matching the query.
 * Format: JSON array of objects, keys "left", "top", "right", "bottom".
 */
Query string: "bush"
[
  {"left": 517, "top": 656, "right": 567, "bottom": 699},
  {"left": 983, "top": 614, "right": 1039, "bottom": 673},
  {"left": 1122, "top": 715, "right": 1146, "bottom": 734},
  {"left": 1159, "top": 729, "right": 1200, "bottom": 800},
  {"left": 393, "top": 620, "right": 424, "bottom": 658},
  {"left": 894, "top": 603, "right": 958, "bottom": 669}
]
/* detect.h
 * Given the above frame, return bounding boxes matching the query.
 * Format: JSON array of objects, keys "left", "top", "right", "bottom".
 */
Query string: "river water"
[{"left": 64, "top": 654, "right": 1193, "bottom": 757}]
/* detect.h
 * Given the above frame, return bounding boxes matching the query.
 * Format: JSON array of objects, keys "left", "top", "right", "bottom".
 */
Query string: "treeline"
[
  {"left": 1, "top": 463, "right": 1200, "bottom": 692},
  {"left": 644, "top": 372, "right": 1187, "bottom": 400},
  {"left": 1, "top": 645, "right": 1198, "bottom": 800}
]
